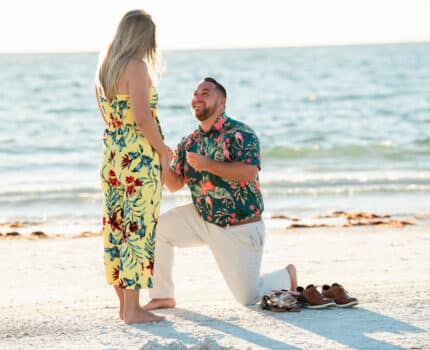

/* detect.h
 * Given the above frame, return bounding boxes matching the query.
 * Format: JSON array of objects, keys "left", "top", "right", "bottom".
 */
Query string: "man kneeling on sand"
[
  {"left": 144, "top": 77, "right": 297, "bottom": 310},
  {"left": 144, "top": 78, "right": 357, "bottom": 310},
  {"left": 144, "top": 77, "right": 359, "bottom": 311}
]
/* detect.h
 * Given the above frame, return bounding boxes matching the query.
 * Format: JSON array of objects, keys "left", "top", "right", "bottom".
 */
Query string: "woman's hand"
[{"left": 166, "top": 146, "right": 175, "bottom": 164}]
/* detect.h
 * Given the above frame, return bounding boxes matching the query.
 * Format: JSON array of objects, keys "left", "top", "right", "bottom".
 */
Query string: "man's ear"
[{"left": 216, "top": 98, "right": 226, "bottom": 114}]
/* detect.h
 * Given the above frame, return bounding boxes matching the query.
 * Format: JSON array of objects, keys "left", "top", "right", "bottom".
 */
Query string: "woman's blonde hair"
[{"left": 96, "top": 9, "right": 161, "bottom": 101}]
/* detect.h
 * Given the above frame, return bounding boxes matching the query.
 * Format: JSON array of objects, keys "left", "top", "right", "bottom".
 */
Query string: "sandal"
[{"left": 261, "top": 289, "right": 301, "bottom": 312}]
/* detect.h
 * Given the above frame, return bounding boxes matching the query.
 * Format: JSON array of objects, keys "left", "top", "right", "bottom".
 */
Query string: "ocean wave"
[
  {"left": 2, "top": 169, "right": 430, "bottom": 196},
  {"left": 261, "top": 184, "right": 430, "bottom": 196},
  {"left": 46, "top": 107, "right": 91, "bottom": 114},
  {"left": 259, "top": 169, "right": 430, "bottom": 184},
  {"left": 261, "top": 144, "right": 430, "bottom": 159},
  {"left": 299, "top": 92, "right": 401, "bottom": 104},
  {"left": 0, "top": 185, "right": 191, "bottom": 205},
  {"left": 415, "top": 137, "right": 430, "bottom": 146},
  {"left": 1, "top": 181, "right": 428, "bottom": 206},
  {"left": 0, "top": 184, "right": 99, "bottom": 197},
  {"left": 158, "top": 104, "right": 188, "bottom": 111}
]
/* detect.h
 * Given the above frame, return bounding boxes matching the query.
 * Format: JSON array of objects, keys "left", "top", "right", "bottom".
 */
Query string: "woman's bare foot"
[
  {"left": 114, "top": 286, "right": 125, "bottom": 320},
  {"left": 143, "top": 298, "right": 176, "bottom": 311},
  {"left": 286, "top": 264, "right": 298, "bottom": 291},
  {"left": 122, "top": 289, "right": 165, "bottom": 324},
  {"left": 123, "top": 308, "right": 165, "bottom": 324}
]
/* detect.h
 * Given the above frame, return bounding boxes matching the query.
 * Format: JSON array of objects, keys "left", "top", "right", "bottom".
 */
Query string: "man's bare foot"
[
  {"left": 143, "top": 298, "right": 176, "bottom": 311},
  {"left": 123, "top": 308, "right": 165, "bottom": 324},
  {"left": 286, "top": 264, "right": 298, "bottom": 291}
]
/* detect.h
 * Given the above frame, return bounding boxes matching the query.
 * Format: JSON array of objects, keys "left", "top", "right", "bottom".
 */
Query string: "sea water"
[{"left": 1, "top": 43, "right": 429, "bottom": 232}]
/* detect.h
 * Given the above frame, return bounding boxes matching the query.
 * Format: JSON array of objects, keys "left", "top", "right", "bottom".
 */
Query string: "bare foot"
[
  {"left": 143, "top": 298, "right": 176, "bottom": 311},
  {"left": 123, "top": 308, "right": 165, "bottom": 324},
  {"left": 119, "top": 305, "right": 124, "bottom": 321},
  {"left": 114, "top": 286, "right": 125, "bottom": 320},
  {"left": 118, "top": 298, "right": 125, "bottom": 320},
  {"left": 286, "top": 264, "right": 298, "bottom": 291}
]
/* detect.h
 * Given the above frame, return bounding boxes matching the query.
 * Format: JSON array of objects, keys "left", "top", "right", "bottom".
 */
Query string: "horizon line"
[{"left": 1, "top": 39, "right": 429, "bottom": 55}]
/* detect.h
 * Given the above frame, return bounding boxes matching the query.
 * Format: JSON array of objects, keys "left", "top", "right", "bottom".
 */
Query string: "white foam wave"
[
  {"left": 259, "top": 169, "right": 430, "bottom": 184},
  {"left": 261, "top": 184, "right": 430, "bottom": 196}
]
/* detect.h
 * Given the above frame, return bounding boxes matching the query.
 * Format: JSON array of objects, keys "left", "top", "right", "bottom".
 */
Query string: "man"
[{"left": 144, "top": 77, "right": 297, "bottom": 310}]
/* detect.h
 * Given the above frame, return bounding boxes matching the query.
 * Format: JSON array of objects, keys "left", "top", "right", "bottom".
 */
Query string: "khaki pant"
[{"left": 150, "top": 204, "right": 290, "bottom": 305}]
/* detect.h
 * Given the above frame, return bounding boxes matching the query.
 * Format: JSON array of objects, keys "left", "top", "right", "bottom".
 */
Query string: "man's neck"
[{"left": 199, "top": 113, "right": 222, "bottom": 133}]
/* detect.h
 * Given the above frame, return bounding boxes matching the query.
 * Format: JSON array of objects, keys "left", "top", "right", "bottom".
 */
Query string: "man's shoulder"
[
  {"left": 178, "top": 128, "right": 199, "bottom": 146},
  {"left": 225, "top": 115, "right": 258, "bottom": 137}
]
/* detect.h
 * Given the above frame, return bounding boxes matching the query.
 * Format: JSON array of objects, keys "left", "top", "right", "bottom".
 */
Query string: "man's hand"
[
  {"left": 187, "top": 151, "right": 258, "bottom": 183},
  {"left": 186, "top": 152, "right": 210, "bottom": 172}
]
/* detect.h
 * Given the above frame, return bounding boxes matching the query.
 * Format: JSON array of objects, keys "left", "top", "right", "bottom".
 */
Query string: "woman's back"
[
  {"left": 100, "top": 66, "right": 164, "bottom": 154},
  {"left": 99, "top": 87, "right": 160, "bottom": 133}
]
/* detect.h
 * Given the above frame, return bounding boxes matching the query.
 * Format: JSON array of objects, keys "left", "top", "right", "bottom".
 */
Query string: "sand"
[{"left": 1, "top": 224, "right": 429, "bottom": 349}]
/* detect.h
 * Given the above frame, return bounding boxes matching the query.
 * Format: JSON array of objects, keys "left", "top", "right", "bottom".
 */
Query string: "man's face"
[{"left": 191, "top": 81, "right": 221, "bottom": 121}]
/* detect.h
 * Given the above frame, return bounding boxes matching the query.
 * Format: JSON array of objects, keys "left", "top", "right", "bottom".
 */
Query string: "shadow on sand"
[
  {"left": 136, "top": 306, "right": 424, "bottom": 349},
  {"left": 257, "top": 305, "right": 424, "bottom": 349},
  {"left": 134, "top": 307, "right": 299, "bottom": 349}
]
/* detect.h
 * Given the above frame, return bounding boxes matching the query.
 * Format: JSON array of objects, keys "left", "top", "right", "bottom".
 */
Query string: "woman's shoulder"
[{"left": 126, "top": 59, "right": 149, "bottom": 77}]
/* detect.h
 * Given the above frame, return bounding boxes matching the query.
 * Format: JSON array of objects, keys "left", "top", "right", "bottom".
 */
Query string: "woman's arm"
[{"left": 127, "top": 60, "right": 167, "bottom": 157}]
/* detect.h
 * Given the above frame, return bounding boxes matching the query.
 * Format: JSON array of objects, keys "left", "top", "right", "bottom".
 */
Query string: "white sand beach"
[{"left": 1, "top": 224, "right": 430, "bottom": 349}]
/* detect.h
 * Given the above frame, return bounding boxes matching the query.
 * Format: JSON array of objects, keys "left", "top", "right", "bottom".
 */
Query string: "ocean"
[{"left": 1, "top": 43, "right": 429, "bottom": 233}]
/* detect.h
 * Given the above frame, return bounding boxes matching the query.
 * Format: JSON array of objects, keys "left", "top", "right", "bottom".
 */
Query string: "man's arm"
[
  {"left": 186, "top": 152, "right": 258, "bottom": 183},
  {"left": 165, "top": 168, "right": 186, "bottom": 192}
]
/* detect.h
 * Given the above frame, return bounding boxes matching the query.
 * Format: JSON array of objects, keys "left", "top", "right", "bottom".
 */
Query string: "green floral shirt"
[{"left": 171, "top": 113, "right": 264, "bottom": 226}]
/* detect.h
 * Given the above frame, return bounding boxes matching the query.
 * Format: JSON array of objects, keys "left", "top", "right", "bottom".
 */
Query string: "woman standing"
[{"left": 95, "top": 9, "right": 168, "bottom": 324}]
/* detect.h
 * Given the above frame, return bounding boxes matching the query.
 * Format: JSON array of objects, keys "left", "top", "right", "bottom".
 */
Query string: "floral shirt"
[{"left": 171, "top": 113, "right": 264, "bottom": 226}]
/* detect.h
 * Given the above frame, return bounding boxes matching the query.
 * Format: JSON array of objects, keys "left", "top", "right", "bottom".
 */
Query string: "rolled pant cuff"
[{"left": 149, "top": 290, "right": 175, "bottom": 299}]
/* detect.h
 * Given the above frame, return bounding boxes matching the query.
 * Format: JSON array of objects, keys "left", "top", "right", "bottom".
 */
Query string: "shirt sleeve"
[
  {"left": 170, "top": 136, "right": 187, "bottom": 176},
  {"left": 229, "top": 130, "right": 261, "bottom": 169}
]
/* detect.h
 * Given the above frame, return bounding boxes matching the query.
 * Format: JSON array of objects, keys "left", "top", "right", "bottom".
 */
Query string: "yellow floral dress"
[{"left": 99, "top": 87, "right": 162, "bottom": 289}]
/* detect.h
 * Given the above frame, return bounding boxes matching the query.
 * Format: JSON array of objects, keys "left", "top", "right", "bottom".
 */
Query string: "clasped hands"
[
  {"left": 186, "top": 151, "right": 210, "bottom": 172},
  {"left": 161, "top": 147, "right": 209, "bottom": 184}
]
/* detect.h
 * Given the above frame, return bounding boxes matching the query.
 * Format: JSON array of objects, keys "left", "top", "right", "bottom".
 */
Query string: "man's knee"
[{"left": 232, "top": 289, "right": 259, "bottom": 306}]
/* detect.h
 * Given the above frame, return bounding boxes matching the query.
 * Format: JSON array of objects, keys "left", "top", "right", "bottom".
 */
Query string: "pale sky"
[{"left": 1, "top": 0, "right": 429, "bottom": 53}]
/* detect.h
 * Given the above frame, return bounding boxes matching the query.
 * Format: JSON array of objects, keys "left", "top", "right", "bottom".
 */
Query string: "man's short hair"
[{"left": 203, "top": 77, "right": 227, "bottom": 99}]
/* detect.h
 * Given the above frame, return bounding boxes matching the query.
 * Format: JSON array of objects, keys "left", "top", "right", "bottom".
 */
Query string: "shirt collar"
[{"left": 197, "top": 112, "right": 228, "bottom": 136}]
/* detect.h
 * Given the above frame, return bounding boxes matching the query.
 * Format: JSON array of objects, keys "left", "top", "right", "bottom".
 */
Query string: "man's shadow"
[
  {"left": 136, "top": 306, "right": 424, "bottom": 349},
  {"left": 249, "top": 305, "right": 424, "bottom": 349},
  {"left": 133, "top": 307, "right": 300, "bottom": 349}
]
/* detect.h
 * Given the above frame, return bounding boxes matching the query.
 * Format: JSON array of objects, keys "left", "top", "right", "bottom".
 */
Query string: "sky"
[{"left": 1, "top": 0, "right": 430, "bottom": 53}]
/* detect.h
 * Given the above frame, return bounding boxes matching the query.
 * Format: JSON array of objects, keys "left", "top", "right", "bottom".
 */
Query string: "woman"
[{"left": 95, "top": 9, "right": 168, "bottom": 324}]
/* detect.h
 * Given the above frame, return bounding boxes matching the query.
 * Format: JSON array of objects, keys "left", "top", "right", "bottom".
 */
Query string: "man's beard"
[{"left": 193, "top": 102, "right": 218, "bottom": 121}]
